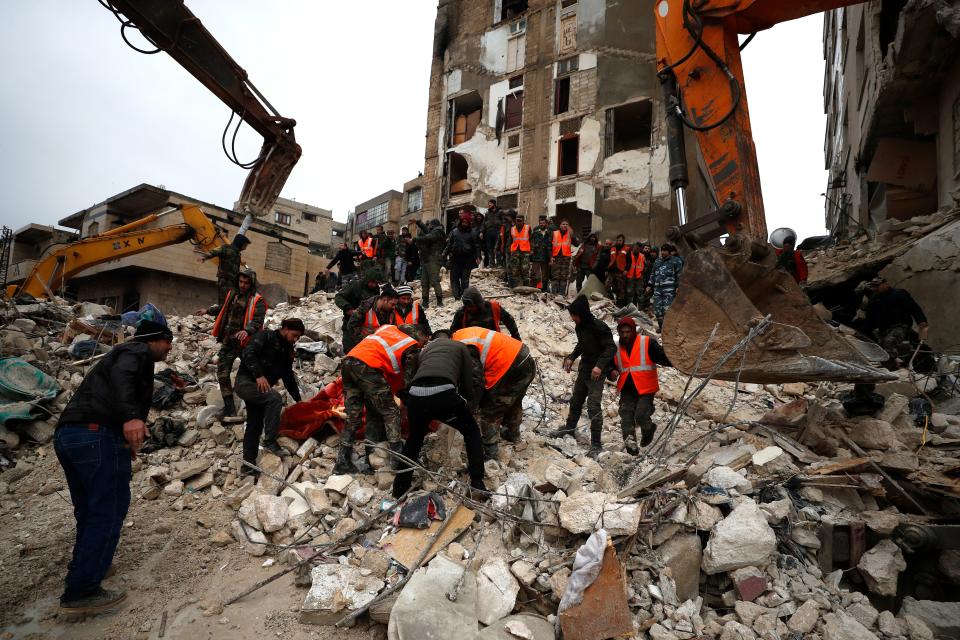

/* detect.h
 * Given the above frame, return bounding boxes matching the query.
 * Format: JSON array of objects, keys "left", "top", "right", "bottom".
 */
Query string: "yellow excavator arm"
[{"left": 7, "top": 205, "right": 224, "bottom": 300}]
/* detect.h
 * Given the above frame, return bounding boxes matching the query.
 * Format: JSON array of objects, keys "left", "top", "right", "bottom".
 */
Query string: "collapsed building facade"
[{"left": 418, "top": 0, "right": 701, "bottom": 240}]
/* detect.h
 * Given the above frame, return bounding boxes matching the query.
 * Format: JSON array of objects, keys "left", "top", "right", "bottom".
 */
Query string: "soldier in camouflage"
[
  {"left": 476, "top": 344, "right": 535, "bottom": 460},
  {"left": 550, "top": 220, "right": 576, "bottom": 295},
  {"left": 334, "top": 266, "right": 383, "bottom": 354},
  {"left": 198, "top": 268, "right": 266, "bottom": 416},
  {"left": 507, "top": 215, "right": 532, "bottom": 287},
  {"left": 415, "top": 219, "right": 445, "bottom": 308},
  {"left": 529, "top": 216, "right": 553, "bottom": 289},
  {"left": 199, "top": 234, "right": 250, "bottom": 304},
  {"left": 649, "top": 243, "right": 685, "bottom": 331}
]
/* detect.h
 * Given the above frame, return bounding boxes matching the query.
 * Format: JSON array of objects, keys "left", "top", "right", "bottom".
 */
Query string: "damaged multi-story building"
[{"left": 418, "top": 0, "right": 689, "bottom": 240}]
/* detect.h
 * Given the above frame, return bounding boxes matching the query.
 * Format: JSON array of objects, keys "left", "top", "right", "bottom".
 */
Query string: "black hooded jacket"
[
  {"left": 238, "top": 329, "right": 302, "bottom": 402},
  {"left": 567, "top": 296, "right": 616, "bottom": 373}
]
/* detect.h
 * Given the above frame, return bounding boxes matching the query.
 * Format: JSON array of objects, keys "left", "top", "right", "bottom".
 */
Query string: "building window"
[
  {"left": 507, "top": 33, "right": 526, "bottom": 72},
  {"left": 561, "top": 0, "right": 577, "bottom": 8},
  {"left": 449, "top": 153, "right": 471, "bottom": 194},
  {"left": 356, "top": 201, "right": 390, "bottom": 233},
  {"left": 265, "top": 241, "right": 292, "bottom": 274},
  {"left": 303, "top": 212, "right": 317, "bottom": 222},
  {"left": 506, "top": 149, "right": 521, "bottom": 189},
  {"left": 406, "top": 187, "right": 423, "bottom": 213},
  {"left": 558, "top": 135, "right": 579, "bottom": 177},
  {"left": 275, "top": 211, "right": 292, "bottom": 226},
  {"left": 505, "top": 92, "right": 524, "bottom": 130},
  {"left": 554, "top": 77, "right": 571, "bottom": 115},
  {"left": 507, "top": 133, "right": 521, "bottom": 149},
  {"left": 605, "top": 100, "right": 653, "bottom": 156},
  {"left": 495, "top": 0, "right": 528, "bottom": 23},
  {"left": 557, "top": 56, "right": 578, "bottom": 75}
]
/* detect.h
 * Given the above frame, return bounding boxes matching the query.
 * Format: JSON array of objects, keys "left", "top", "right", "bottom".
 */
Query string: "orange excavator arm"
[
  {"left": 653, "top": 0, "right": 896, "bottom": 384},
  {"left": 7, "top": 205, "right": 224, "bottom": 300}
]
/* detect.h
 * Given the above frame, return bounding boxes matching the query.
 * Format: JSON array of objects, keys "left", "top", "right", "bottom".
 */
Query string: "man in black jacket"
[
  {"left": 449, "top": 286, "right": 521, "bottom": 339},
  {"left": 444, "top": 211, "right": 481, "bottom": 300},
  {"left": 235, "top": 318, "right": 304, "bottom": 468},
  {"left": 55, "top": 320, "right": 173, "bottom": 614},
  {"left": 325, "top": 242, "right": 360, "bottom": 287},
  {"left": 392, "top": 330, "right": 486, "bottom": 498},
  {"left": 546, "top": 295, "right": 616, "bottom": 458},
  {"left": 863, "top": 277, "right": 930, "bottom": 369}
]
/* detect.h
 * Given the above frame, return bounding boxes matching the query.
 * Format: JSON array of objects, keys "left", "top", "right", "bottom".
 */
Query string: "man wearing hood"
[
  {"left": 610, "top": 317, "right": 671, "bottom": 454},
  {"left": 198, "top": 268, "right": 266, "bottom": 417},
  {"left": 198, "top": 233, "right": 250, "bottom": 304},
  {"left": 415, "top": 218, "right": 446, "bottom": 308},
  {"left": 444, "top": 211, "right": 481, "bottom": 300},
  {"left": 574, "top": 233, "right": 600, "bottom": 291},
  {"left": 346, "top": 284, "right": 400, "bottom": 350},
  {"left": 546, "top": 295, "right": 616, "bottom": 458},
  {"left": 335, "top": 266, "right": 383, "bottom": 353},
  {"left": 55, "top": 320, "right": 173, "bottom": 614},
  {"left": 450, "top": 286, "right": 521, "bottom": 340}
]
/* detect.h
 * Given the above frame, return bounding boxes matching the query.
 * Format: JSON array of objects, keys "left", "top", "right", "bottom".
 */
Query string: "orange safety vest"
[
  {"left": 460, "top": 300, "right": 502, "bottom": 333},
  {"left": 510, "top": 224, "right": 531, "bottom": 252},
  {"left": 552, "top": 230, "right": 572, "bottom": 257},
  {"left": 394, "top": 302, "right": 422, "bottom": 326},
  {"left": 626, "top": 253, "right": 645, "bottom": 279},
  {"left": 357, "top": 237, "right": 375, "bottom": 258},
  {"left": 346, "top": 325, "right": 419, "bottom": 392},
  {"left": 453, "top": 327, "right": 523, "bottom": 389},
  {"left": 212, "top": 291, "right": 265, "bottom": 346},
  {"left": 363, "top": 306, "right": 384, "bottom": 332},
  {"left": 610, "top": 246, "right": 629, "bottom": 272},
  {"left": 615, "top": 335, "right": 659, "bottom": 395}
]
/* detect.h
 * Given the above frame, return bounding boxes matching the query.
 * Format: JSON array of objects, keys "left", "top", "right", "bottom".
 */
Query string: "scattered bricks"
[{"left": 731, "top": 566, "right": 768, "bottom": 602}]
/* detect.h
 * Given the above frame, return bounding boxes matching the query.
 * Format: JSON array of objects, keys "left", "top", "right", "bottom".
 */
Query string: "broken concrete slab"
[
  {"left": 476, "top": 558, "right": 520, "bottom": 625},
  {"left": 230, "top": 520, "right": 267, "bottom": 557},
  {"left": 599, "top": 501, "right": 641, "bottom": 536},
  {"left": 169, "top": 458, "right": 212, "bottom": 481},
  {"left": 899, "top": 597, "right": 960, "bottom": 639},
  {"left": 657, "top": 533, "right": 701, "bottom": 603},
  {"left": 857, "top": 539, "right": 906, "bottom": 597},
  {"left": 387, "top": 555, "right": 477, "bottom": 640},
  {"left": 300, "top": 564, "right": 384, "bottom": 626},
  {"left": 558, "top": 491, "right": 606, "bottom": 534},
  {"left": 702, "top": 500, "right": 777, "bottom": 574},
  {"left": 254, "top": 494, "right": 291, "bottom": 533},
  {"left": 475, "top": 614, "right": 554, "bottom": 640},
  {"left": 704, "top": 465, "right": 752, "bottom": 492},
  {"left": 822, "top": 611, "right": 880, "bottom": 640}
]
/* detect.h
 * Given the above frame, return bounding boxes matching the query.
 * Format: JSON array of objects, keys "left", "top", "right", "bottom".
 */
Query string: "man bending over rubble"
[
  {"left": 393, "top": 329, "right": 487, "bottom": 499},
  {"left": 610, "top": 317, "right": 671, "bottom": 455},
  {"left": 546, "top": 295, "right": 616, "bottom": 458},
  {"left": 235, "top": 317, "right": 304, "bottom": 469},
  {"left": 197, "top": 268, "right": 266, "bottom": 417},
  {"left": 335, "top": 324, "right": 428, "bottom": 475},
  {"left": 454, "top": 327, "right": 535, "bottom": 461},
  {"left": 55, "top": 320, "right": 173, "bottom": 614},
  {"left": 450, "top": 286, "right": 521, "bottom": 340}
]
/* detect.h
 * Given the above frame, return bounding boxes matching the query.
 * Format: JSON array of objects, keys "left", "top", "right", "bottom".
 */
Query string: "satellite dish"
[{"left": 769, "top": 227, "right": 798, "bottom": 249}]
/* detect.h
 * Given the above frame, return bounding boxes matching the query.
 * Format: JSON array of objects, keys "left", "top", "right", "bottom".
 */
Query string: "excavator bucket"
[{"left": 661, "top": 240, "right": 897, "bottom": 384}]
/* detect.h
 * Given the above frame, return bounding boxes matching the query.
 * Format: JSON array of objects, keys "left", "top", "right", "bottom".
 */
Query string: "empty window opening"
[
  {"left": 505, "top": 90, "right": 524, "bottom": 130},
  {"left": 879, "top": 0, "right": 907, "bottom": 58},
  {"left": 450, "top": 92, "right": 483, "bottom": 146},
  {"left": 560, "top": 0, "right": 577, "bottom": 8},
  {"left": 507, "top": 133, "right": 521, "bottom": 149},
  {"left": 558, "top": 135, "right": 579, "bottom": 177},
  {"left": 554, "top": 77, "right": 570, "bottom": 115},
  {"left": 605, "top": 100, "right": 653, "bottom": 156},
  {"left": 497, "top": 0, "right": 528, "bottom": 23},
  {"left": 406, "top": 188, "right": 423, "bottom": 213},
  {"left": 303, "top": 212, "right": 317, "bottom": 222},
  {"left": 275, "top": 211, "right": 292, "bottom": 226},
  {"left": 449, "top": 152, "right": 471, "bottom": 194}
]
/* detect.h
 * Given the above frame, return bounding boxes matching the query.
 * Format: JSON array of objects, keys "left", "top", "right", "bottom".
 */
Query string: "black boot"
[
  {"left": 356, "top": 443, "right": 376, "bottom": 475},
  {"left": 333, "top": 445, "right": 358, "bottom": 474},
  {"left": 640, "top": 427, "right": 656, "bottom": 447},
  {"left": 264, "top": 440, "right": 289, "bottom": 458},
  {"left": 221, "top": 395, "right": 236, "bottom": 417},
  {"left": 586, "top": 425, "right": 603, "bottom": 459},
  {"left": 389, "top": 440, "right": 405, "bottom": 471},
  {"left": 483, "top": 442, "right": 499, "bottom": 462},
  {"left": 624, "top": 433, "right": 639, "bottom": 456},
  {"left": 546, "top": 425, "right": 576, "bottom": 439}
]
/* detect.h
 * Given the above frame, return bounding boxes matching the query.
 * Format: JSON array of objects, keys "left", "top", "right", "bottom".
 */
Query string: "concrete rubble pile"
[{"left": 1, "top": 267, "right": 959, "bottom": 639}]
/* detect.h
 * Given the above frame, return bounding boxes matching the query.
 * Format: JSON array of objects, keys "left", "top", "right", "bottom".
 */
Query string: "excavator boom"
[
  {"left": 654, "top": 0, "right": 895, "bottom": 383},
  {"left": 7, "top": 206, "right": 223, "bottom": 300}
]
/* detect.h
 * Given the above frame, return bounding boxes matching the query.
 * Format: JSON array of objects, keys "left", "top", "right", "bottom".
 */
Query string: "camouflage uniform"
[
  {"left": 334, "top": 267, "right": 382, "bottom": 353},
  {"left": 340, "top": 348, "right": 419, "bottom": 447},
  {"left": 651, "top": 256, "right": 684, "bottom": 327},
  {"left": 206, "top": 244, "right": 242, "bottom": 304},
  {"left": 551, "top": 256, "right": 572, "bottom": 295},
  {"left": 415, "top": 221, "right": 445, "bottom": 307},
  {"left": 207, "top": 276, "right": 266, "bottom": 403},
  {"left": 477, "top": 345, "right": 535, "bottom": 445},
  {"left": 529, "top": 226, "right": 553, "bottom": 289},
  {"left": 344, "top": 296, "right": 394, "bottom": 355}
]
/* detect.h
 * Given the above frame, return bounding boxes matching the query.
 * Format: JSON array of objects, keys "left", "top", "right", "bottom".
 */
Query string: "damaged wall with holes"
[
  {"left": 823, "top": 1, "right": 960, "bottom": 239},
  {"left": 420, "top": 0, "right": 700, "bottom": 241}
]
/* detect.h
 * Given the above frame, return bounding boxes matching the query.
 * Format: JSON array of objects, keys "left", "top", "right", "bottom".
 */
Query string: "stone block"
[{"left": 657, "top": 533, "right": 701, "bottom": 603}]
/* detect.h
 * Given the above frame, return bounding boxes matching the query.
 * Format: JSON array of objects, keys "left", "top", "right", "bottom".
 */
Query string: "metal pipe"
[{"left": 675, "top": 186, "right": 688, "bottom": 226}]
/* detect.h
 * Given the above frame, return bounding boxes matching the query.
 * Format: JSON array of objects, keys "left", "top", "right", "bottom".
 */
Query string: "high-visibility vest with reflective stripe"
[
  {"left": 212, "top": 291, "right": 265, "bottom": 346},
  {"left": 610, "top": 246, "right": 629, "bottom": 272},
  {"left": 363, "top": 307, "right": 383, "bottom": 332},
  {"left": 510, "top": 225, "right": 531, "bottom": 252},
  {"left": 626, "top": 253, "right": 645, "bottom": 279},
  {"left": 347, "top": 325, "right": 419, "bottom": 392},
  {"left": 615, "top": 335, "right": 659, "bottom": 394},
  {"left": 394, "top": 302, "right": 422, "bottom": 326},
  {"left": 552, "top": 230, "right": 572, "bottom": 257},
  {"left": 460, "top": 300, "right": 502, "bottom": 333},
  {"left": 357, "top": 237, "right": 374, "bottom": 258},
  {"left": 453, "top": 327, "right": 523, "bottom": 389}
]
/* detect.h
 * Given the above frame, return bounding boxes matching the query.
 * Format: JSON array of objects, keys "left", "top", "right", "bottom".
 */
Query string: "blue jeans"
[{"left": 54, "top": 424, "right": 132, "bottom": 601}]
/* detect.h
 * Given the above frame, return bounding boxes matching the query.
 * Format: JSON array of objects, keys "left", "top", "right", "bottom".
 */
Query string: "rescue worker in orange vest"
[
  {"left": 335, "top": 324, "right": 428, "bottom": 474},
  {"left": 550, "top": 219, "right": 576, "bottom": 295},
  {"left": 453, "top": 327, "right": 535, "bottom": 460},
  {"left": 197, "top": 268, "right": 266, "bottom": 417},
  {"left": 393, "top": 285, "right": 432, "bottom": 336},
  {"left": 626, "top": 242, "right": 647, "bottom": 308},
  {"left": 508, "top": 214, "right": 532, "bottom": 287},
  {"left": 356, "top": 230, "right": 376, "bottom": 270},
  {"left": 450, "top": 286, "right": 521, "bottom": 340},
  {"left": 609, "top": 317, "right": 671, "bottom": 455},
  {"left": 345, "top": 284, "right": 399, "bottom": 354},
  {"left": 606, "top": 234, "right": 631, "bottom": 307}
]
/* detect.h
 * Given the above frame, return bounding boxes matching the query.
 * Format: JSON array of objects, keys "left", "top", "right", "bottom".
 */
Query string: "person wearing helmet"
[
  {"left": 774, "top": 234, "right": 808, "bottom": 284},
  {"left": 198, "top": 233, "right": 251, "bottom": 304},
  {"left": 197, "top": 268, "right": 266, "bottom": 417}
]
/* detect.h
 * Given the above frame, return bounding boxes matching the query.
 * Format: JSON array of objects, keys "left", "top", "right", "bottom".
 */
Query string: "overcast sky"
[{"left": 0, "top": 2, "right": 828, "bottom": 242}]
